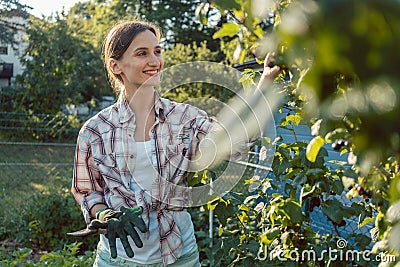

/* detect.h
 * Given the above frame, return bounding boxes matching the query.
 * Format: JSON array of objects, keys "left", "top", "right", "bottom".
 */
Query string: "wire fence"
[
  {"left": 0, "top": 141, "right": 77, "bottom": 232},
  {"left": 0, "top": 111, "right": 83, "bottom": 142},
  {"left": 0, "top": 141, "right": 75, "bottom": 175}
]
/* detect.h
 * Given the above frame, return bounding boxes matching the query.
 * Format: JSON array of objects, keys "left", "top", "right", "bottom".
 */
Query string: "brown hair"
[{"left": 103, "top": 20, "right": 162, "bottom": 95}]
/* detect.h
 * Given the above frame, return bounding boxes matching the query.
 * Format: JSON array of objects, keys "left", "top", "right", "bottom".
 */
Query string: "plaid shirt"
[{"left": 72, "top": 91, "right": 214, "bottom": 265}]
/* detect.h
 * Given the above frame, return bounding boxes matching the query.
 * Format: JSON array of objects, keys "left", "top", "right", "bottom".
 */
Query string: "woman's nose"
[{"left": 148, "top": 54, "right": 161, "bottom": 66}]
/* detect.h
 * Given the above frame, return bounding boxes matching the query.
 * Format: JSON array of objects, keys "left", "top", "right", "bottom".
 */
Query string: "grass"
[{"left": 0, "top": 143, "right": 75, "bottom": 218}]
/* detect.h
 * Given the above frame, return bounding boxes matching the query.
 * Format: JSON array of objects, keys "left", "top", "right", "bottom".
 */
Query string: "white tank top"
[{"left": 132, "top": 141, "right": 154, "bottom": 192}]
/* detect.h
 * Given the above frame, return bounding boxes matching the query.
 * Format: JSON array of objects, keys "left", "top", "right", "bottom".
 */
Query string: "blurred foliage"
[
  {"left": 278, "top": 0, "right": 400, "bottom": 166},
  {"left": 194, "top": 0, "right": 400, "bottom": 266}
]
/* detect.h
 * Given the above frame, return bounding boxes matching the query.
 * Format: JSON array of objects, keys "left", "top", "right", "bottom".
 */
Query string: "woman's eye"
[
  {"left": 155, "top": 50, "right": 162, "bottom": 55},
  {"left": 137, "top": 51, "right": 146, "bottom": 56}
]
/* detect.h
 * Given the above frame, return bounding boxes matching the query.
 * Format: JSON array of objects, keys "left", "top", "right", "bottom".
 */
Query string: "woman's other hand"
[{"left": 258, "top": 52, "right": 282, "bottom": 88}]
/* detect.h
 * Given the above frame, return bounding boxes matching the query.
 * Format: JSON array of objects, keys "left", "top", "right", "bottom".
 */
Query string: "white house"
[{"left": 0, "top": 16, "right": 29, "bottom": 87}]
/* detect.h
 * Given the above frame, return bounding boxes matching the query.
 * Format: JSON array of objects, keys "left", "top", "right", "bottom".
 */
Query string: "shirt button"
[
  {"left": 138, "top": 198, "right": 142, "bottom": 201},
  {"left": 130, "top": 155, "right": 134, "bottom": 158},
  {"left": 150, "top": 129, "right": 154, "bottom": 133}
]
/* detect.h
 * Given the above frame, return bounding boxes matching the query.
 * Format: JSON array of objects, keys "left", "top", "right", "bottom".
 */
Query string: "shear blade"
[
  {"left": 67, "top": 228, "right": 107, "bottom": 237},
  {"left": 67, "top": 228, "right": 96, "bottom": 237}
]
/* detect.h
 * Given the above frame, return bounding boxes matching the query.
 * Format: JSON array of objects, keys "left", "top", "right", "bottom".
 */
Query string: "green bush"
[
  {"left": 1, "top": 187, "right": 97, "bottom": 253},
  {"left": 0, "top": 242, "right": 95, "bottom": 267}
]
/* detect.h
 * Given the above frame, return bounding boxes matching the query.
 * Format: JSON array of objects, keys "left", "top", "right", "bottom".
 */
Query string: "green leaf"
[
  {"left": 187, "top": 172, "right": 202, "bottom": 187},
  {"left": 315, "top": 181, "right": 329, "bottom": 192},
  {"left": 306, "top": 168, "right": 325, "bottom": 179},
  {"left": 283, "top": 200, "right": 304, "bottom": 224},
  {"left": 283, "top": 168, "right": 302, "bottom": 180},
  {"left": 238, "top": 204, "right": 250, "bottom": 211},
  {"left": 342, "top": 205, "right": 356, "bottom": 218},
  {"left": 301, "top": 185, "right": 316, "bottom": 200},
  {"left": 293, "top": 173, "right": 307, "bottom": 186},
  {"left": 278, "top": 159, "right": 291, "bottom": 177},
  {"left": 224, "top": 192, "right": 246, "bottom": 205},
  {"left": 322, "top": 199, "right": 344, "bottom": 224},
  {"left": 306, "top": 136, "right": 325, "bottom": 162},
  {"left": 354, "top": 234, "right": 371, "bottom": 248},
  {"left": 243, "top": 240, "right": 260, "bottom": 254},
  {"left": 277, "top": 145, "right": 292, "bottom": 160},
  {"left": 265, "top": 227, "right": 281, "bottom": 240},
  {"left": 207, "top": 199, "right": 219, "bottom": 211},
  {"left": 213, "top": 23, "right": 240, "bottom": 39},
  {"left": 239, "top": 70, "right": 256, "bottom": 89},
  {"left": 214, "top": 202, "right": 235, "bottom": 226},
  {"left": 332, "top": 179, "right": 344, "bottom": 195},
  {"left": 343, "top": 168, "right": 358, "bottom": 179},
  {"left": 281, "top": 114, "right": 302, "bottom": 127},
  {"left": 359, "top": 217, "right": 374, "bottom": 228},
  {"left": 390, "top": 173, "right": 400, "bottom": 203}
]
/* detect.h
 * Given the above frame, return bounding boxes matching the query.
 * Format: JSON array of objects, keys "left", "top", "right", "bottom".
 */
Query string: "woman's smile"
[{"left": 143, "top": 69, "right": 160, "bottom": 76}]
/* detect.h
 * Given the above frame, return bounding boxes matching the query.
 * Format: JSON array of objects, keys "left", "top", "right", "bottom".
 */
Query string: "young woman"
[{"left": 71, "top": 19, "right": 280, "bottom": 267}]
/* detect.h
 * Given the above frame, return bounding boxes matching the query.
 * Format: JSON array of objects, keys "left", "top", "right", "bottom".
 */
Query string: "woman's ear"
[{"left": 109, "top": 58, "right": 121, "bottom": 75}]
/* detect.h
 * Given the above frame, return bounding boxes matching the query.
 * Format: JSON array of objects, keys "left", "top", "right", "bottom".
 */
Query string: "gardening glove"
[
  {"left": 67, "top": 208, "right": 121, "bottom": 237},
  {"left": 95, "top": 208, "right": 123, "bottom": 222},
  {"left": 91, "top": 206, "right": 147, "bottom": 258}
]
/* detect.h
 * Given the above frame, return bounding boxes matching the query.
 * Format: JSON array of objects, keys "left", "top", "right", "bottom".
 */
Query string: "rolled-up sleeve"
[
  {"left": 71, "top": 130, "right": 106, "bottom": 223},
  {"left": 194, "top": 108, "right": 258, "bottom": 165},
  {"left": 194, "top": 109, "right": 215, "bottom": 140}
]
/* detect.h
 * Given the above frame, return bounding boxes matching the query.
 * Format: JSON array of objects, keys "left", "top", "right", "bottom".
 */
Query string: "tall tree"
[
  {"left": 66, "top": 0, "right": 138, "bottom": 48},
  {"left": 67, "top": 0, "right": 221, "bottom": 50},
  {"left": 138, "top": 0, "right": 220, "bottom": 50},
  {"left": 0, "top": 0, "right": 30, "bottom": 45},
  {"left": 14, "top": 15, "right": 108, "bottom": 114}
]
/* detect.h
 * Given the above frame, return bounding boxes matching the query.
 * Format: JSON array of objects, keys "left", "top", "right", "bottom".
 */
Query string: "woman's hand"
[{"left": 257, "top": 52, "right": 282, "bottom": 88}]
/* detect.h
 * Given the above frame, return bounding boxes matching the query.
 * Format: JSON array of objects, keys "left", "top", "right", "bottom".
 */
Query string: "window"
[{"left": 0, "top": 46, "right": 8, "bottom": 55}]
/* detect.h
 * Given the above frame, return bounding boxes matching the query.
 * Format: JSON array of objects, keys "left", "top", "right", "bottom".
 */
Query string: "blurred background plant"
[{"left": 192, "top": 0, "right": 400, "bottom": 265}]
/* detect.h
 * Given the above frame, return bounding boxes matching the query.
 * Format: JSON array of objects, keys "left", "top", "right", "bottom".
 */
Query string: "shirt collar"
[
  {"left": 116, "top": 89, "right": 175, "bottom": 124},
  {"left": 154, "top": 89, "right": 166, "bottom": 122},
  {"left": 153, "top": 89, "right": 177, "bottom": 123},
  {"left": 116, "top": 95, "right": 134, "bottom": 124}
]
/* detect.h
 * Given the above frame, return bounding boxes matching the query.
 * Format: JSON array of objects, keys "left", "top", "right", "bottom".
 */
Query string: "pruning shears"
[{"left": 67, "top": 226, "right": 107, "bottom": 237}]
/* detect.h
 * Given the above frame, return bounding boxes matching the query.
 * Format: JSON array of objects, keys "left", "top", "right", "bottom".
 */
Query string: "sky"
[{"left": 20, "top": 0, "right": 82, "bottom": 18}]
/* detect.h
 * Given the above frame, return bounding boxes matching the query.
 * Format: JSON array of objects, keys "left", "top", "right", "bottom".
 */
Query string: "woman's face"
[{"left": 111, "top": 30, "right": 164, "bottom": 91}]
